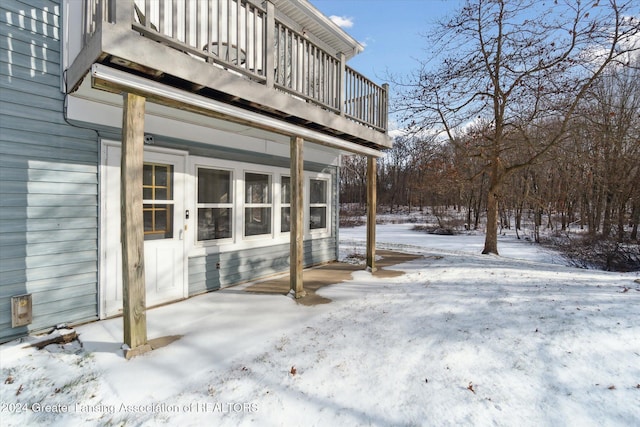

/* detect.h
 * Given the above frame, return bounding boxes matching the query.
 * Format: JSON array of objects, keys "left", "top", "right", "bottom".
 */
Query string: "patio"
[{"left": 244, "top": 250, "right": 423, "bottom": 305}]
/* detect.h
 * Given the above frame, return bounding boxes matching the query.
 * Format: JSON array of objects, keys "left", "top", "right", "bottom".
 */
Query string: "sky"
[{"left": 312, "top": 0, "right": 462, "bottom": 85}]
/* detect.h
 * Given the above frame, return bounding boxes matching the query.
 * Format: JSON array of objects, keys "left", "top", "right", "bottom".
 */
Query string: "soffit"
[
  {"left": 70, "top": 67, "right": 382, "bottom": 158},
  {"left": 271, "top": 0, "right": 364, "bottom": 59}
]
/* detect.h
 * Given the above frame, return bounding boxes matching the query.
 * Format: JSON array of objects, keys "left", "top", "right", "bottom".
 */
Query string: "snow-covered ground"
[{"left": 1, "top": 224, "right": 639, "bottom": 426}]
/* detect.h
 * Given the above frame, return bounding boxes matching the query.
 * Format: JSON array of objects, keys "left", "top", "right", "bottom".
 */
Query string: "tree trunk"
[
  {"left": 534, "top": 207, "right": 543, "bottom": 243},
  {"left": 631, "top": 202, "right": 639, "bottom": 241},
  {"left": 617, "top": 200, "right": 626, "bottom": 243},
  {"left": 602, "top": 191, "right": 613, "bottom": 237},
  {"left": 483, "top": 177, "right": 500, "bottom": 255},
  {"left": 466, "top": 195, "right": 473, "bottom": 230}
]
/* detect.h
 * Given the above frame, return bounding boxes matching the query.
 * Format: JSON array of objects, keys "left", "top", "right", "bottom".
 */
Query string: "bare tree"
[
  {"left": 339, "top": 155, "right": 368, "bottom": 206},
  {"left": 580, "top": 61, "right": 640, "bottom": 240},
  {"left": 394, "top": 0, "right": 640, "bottom": 254}
]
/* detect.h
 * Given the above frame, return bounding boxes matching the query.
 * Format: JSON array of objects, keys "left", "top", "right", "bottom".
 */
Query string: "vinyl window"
[
  {"left": 244, "top": 172, "right": 272, "bottom": 236},
  {"left": 280, "top": 176, "right": 291, "bottom": 233},
  {"left": 309, "top": 178, "right": 328, "bottom": 230},
  {"left": 197, "top": 168, "right": 233, "bottom": 241}
]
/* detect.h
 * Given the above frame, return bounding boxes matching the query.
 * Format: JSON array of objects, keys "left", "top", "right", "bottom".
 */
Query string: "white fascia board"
[
  {"left": 290, "top": 0, "right": 364, "bottom": 55},
  {"left": 90, "top": 64, "right": 383, "bottom": 158}
]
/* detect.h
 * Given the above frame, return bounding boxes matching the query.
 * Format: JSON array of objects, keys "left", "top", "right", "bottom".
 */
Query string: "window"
[
  {"left": 143, "top": 163, "right": 174, "bottom": 240},
  {"left": 280, "top": 176, "right": 290, "bottom": 232},
  {"left": 197, "top": 168, "right": 233, "bottom": 241},
  {"left": 245, "top": 172, "right": 271, "bottom": 236},
  {"left": 309, "top": 179, "right": 327, "bottom": 230},
  {"left": 191, "top": 159, "right": 332, "bottom": 244}
]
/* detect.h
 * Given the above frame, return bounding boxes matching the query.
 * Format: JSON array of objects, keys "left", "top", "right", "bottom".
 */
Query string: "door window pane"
[{"left": 143, "top": 163, "right": 174, "bottom": 240}]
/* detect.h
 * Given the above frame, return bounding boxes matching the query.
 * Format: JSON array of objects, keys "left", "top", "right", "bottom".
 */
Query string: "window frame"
[
  {"left": 243, "top": 170, "right": 273, "bottom": 238},
  {"left": 142, "top": 162, "right": 175, "bottom": 240},
  {"left": 189, "top": 157, "right": 332, "bottom": 251},
  {"left": 308, "top": 177, "right": 330, "bottom": 233},
  {"left": 196, "top": 166, "right": 234, "bottom": 243},
  {"left": 280, "top": 175, "right": 291, "bottom": 234}
]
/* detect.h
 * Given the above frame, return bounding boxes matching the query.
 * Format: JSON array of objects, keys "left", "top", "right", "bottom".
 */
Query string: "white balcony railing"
[{"left": 81, "top": 0, "right": 388, "bottom": 132}]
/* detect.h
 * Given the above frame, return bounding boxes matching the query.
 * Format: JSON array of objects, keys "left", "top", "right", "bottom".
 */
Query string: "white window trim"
[
  {"left": 188, "top": 156, "right": 332, "bottom": 255},
  {"left": 195, "top": 165, "right": 235, "bottom": 244},
  {"left": 279, "top": 175, "right": 291, "bottom": 235},
  {"left": 242, "top": 170, "right": 274, "bottom": 240},
  {"left": 307, "top": 174, "right": 332, "bottom": 237}
]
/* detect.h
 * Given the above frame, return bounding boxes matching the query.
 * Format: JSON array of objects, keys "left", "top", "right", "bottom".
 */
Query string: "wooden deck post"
[
  {"left": 366, "top": 156, "right": 377, "bottom": 272},
  {"left": 121, "top": 92, "right": 151, "bottom": 359},
  {"left": 290, "top": 136, "right": 306, "bottom": 298}
]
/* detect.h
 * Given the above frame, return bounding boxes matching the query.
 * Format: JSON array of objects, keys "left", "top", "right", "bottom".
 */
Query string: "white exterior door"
[{"left": 101, "top": 142, "right": 187, "bottom": 318}]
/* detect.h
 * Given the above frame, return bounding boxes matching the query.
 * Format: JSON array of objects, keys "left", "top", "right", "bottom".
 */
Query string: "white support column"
[
  {"left": 290, "top": 136, "right": 306, "bottom": 298},
  {"left": 338, "top": 52, "right": 346, "bottom": 116},
  {"left": 265, "top": 1, "right": 275, "bottom": 89},
  {"left": 121, "top": 92, "right": 151, "bottom": 359}
]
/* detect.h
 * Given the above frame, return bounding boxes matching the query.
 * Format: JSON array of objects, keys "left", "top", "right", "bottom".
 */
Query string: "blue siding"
[
  {"left": 0, "top": 0, "right": 99, "bottom": 342},
  {"left": 1, "top": 0, "right": 342, "bottom": 343},
  {"left": 188, "top": 237, "right": 338, "bottom": 296},
  {"left": 187, "top": 165, "right": 338, "bottom": 296}
]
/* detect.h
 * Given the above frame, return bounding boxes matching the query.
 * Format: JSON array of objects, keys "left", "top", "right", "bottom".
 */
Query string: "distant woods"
[
  {"left": 340, "top": 60, "right": 640, "bottom": 246},
  {"left": 341, "top": 0, "right": 639, "bottom": 267},
  {"left": 385, "top": 0, "right": 640, "bottom": 256}
]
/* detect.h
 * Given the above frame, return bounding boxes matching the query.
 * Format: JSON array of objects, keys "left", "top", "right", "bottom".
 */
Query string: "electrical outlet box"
[{"left": 11, "top": 294, "right": 32, "bottom": 327}]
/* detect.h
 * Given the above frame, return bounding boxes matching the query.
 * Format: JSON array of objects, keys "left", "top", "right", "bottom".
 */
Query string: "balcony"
[{"left": 66, "top": 0, "right": 391, "bottom": 150}]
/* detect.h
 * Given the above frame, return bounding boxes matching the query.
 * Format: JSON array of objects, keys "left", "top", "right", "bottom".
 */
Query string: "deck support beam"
[
  {"left": 290, "top": 136, "right": 306, "bottom": 298},
  {"left": 121, "top": 92, "right": 151, "bottom": 359},
  {"left": 366, "top": 156, "right": 377, "bottom": 272}
]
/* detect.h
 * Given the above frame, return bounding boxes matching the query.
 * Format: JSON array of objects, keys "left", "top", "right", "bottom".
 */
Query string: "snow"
[{"left": 2, "top": 224, "right": 639, "bottom": 426}]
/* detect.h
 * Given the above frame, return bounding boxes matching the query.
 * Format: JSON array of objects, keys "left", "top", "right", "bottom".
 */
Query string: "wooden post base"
[{"left": 123, "top": 343, "right": 153, "bottom": 360}]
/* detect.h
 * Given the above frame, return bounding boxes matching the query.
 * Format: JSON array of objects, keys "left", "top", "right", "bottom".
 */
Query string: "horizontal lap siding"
[
  {"left": 0, "top": 0, "right": 99, "bottom": 342},
  {"left": 188, "top": 237, "right": 337, "bottom": 296}
]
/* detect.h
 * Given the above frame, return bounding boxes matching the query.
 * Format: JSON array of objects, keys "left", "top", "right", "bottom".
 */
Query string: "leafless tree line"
[
  {"left": 341, "top": 60, "right": 640, "bottom": 245},
  {"left": 394, "top": 0, "right": 640, "bottom": 255}
]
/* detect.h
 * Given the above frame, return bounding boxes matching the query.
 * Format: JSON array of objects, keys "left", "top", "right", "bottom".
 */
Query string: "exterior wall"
[
  {"left": 0, "top": 0, "right": 100, "bottom": 342},
  {"left": 149, "top": 135, "right": 340, "bottom": 297},
  {"left": 1, "top": 0, "right": 342, "bottom": 343},
  {"left": 188, "top": 237, "right": 337, "bottom": 295},
  {"left": 187, "top": 163, "right": 339, "bottom": 296}
]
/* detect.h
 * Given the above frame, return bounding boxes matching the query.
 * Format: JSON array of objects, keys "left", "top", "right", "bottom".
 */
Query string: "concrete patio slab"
[{"left": 244, "top": 250, "right": 422, "bottom": 306}]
